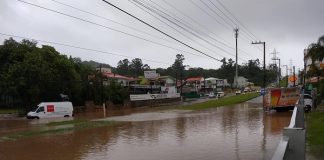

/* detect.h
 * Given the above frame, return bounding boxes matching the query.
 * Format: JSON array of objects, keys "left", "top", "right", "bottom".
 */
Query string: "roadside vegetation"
[
  {"left": 0, "top": 38, "right": 279, "bottom": 114},
  {"left": 178, "top": 93, "right": 259, "bottom": 110},
  {"left": 0, "top": 119, "right": 120, "bottom": 142},
  {"left": 0, "top": 108, "right": 17, "bottom": 114},
  {"left": 307, "top": 105, "right": 324, "bottom": 159}
]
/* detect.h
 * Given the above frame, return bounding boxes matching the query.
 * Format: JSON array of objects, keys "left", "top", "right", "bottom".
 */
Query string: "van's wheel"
[{"left": 64, "top": 115, "right": 69, "bottom": 117}]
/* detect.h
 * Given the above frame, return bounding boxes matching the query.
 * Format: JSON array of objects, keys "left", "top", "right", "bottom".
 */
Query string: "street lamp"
[{"left": 252, "top": 41, "right": 266, "bottom": 109}]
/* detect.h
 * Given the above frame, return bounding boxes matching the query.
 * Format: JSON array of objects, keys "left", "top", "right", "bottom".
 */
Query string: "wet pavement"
[{"left": 0, "top": 96, "right": 292, "bottom": 160}]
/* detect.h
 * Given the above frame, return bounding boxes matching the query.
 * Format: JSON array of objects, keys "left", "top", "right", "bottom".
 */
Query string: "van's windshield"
[{"left": 31, "top": 106, "right": 39, "bottom": 112}]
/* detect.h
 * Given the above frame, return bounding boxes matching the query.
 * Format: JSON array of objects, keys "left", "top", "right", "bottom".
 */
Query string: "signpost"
[{"left": 288, "top": 75, "right": 298, "bottom": 87}]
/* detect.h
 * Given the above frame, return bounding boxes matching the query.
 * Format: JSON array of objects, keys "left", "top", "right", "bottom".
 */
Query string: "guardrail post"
[{"left": 283, "top": 128, "right": 305, "bottom": 160}]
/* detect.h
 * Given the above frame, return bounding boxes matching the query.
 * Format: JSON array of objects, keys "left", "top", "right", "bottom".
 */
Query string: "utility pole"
[
  {"left": 180, "top": 67, "right": 183, "bottom": 95},
  {"left": 99, "top": 65, "right": 106, "bottom": 117},
  {"left": 283, "top": 65, "right": 288, "bottom": 87},
  {"left": 303, "top": 49, "right": 307, "bottom": 87},
  {"left": 252, "top": 41, "right": 266, "bottom": 109},
  {"left": 293, "top": 66, "right": 296, "bottom": 86},
  {"left": 234, "top": 28, "right": 239, "bottom": 88}
]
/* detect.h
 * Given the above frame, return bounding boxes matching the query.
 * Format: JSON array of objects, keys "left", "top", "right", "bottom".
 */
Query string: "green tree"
[
  {"left": 305, "top": 35, "right": 324, "bottom": 100},
  {"left": 171, "top": 54, "right": 185, "bottom": 77},
  {"left": 129, "top": 58, "right": 144, "bottom": 77},
  {"left": 116, "top": 59, "right": 130, "bottom": 75}
]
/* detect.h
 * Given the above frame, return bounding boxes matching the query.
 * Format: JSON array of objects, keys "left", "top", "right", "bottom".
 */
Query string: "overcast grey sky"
[{"left": 1, "top": 0, "right": 323, "bottom": 73}]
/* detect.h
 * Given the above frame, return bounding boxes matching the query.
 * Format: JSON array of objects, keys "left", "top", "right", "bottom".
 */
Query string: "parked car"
[
  {"left": 243, "top": 87, "right": 250, "bottom": 92},
  {"left": 27, "top": 102, "right": 73, "bottom": 119},
  {"left": 208, "top": 92, "right": 216, "bottom": 98},
  {"left": 303, "top": 94, "right": 313, "bottom": 112},
  {"left": 260, "top": 88, "right": 266, "bottom": 96},
  {"left": 217, "top": 91, "right": 225, "bottom": 98},
  {"left": 235, "top": 90, "right": 241, "bottom": 95}
]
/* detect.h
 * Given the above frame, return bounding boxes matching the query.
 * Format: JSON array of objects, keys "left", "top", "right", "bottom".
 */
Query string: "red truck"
[{"left": 264, "top": 87, "right": 300, "bottom": 111}]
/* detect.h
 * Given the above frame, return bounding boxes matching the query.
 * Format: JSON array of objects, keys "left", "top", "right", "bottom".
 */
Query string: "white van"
[{"left": 27, "top": 102, "right": 73, "bottom": 119}]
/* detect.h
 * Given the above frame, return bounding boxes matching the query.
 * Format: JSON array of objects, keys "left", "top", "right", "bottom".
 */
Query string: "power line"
[
  {"left": 188, "top": 0, "right": 262, "bottom": 52},
  {"left": 159, "top": 0, "right": 254, "bottom": 58},
  {"left": 101, "top": 0, "right": 221, "bottom": 62},
  {"left": 17, "top": 0, "right": 208, "bottom": 59},
  {"left": 204, "top": 0, "right": 255, "bottom": 42},
  {"left": 188, "top": 0, "right": 231, "bottom": 32},
  {"left": 197, "top": 0, "right": 262, "bottom": 51},
  {"left": 132, "top": 0, "right": 241, "bottom": 60},
  {"left": 49, "top": 0, "right": 175, "bottom": 45},
  {"left": 144, "top": 0, "right": 253, "bottom": 60},
  {"left": 213, "top": 0, "right": 259, "bottom": 41},
  {"left": 199, "top": 0, "right": 235, "bottom": 28},
  {"left": 0, "top": 32, "right": 170, "bottom": 65},
  {"left": 129, "top": 0, "right": 223, "bottom": 59}
]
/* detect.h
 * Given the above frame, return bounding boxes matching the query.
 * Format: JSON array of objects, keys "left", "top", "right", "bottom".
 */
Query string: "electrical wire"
[
  {"left": 214, "top": 0, "right": 259, "bottom": 40},
  {"left": 49, "top": 0, "right": 175, "bottom": 45},
  {"left": 101, "top": 0, "right": 222, "bottom": 62},
  {"left": 146, "top": 0, "right": 253, "bottom": 60},
  {"left": 129, "top": 0, "right": 223, "bottom": 59},
  {"left": 0, "top": 32, "right": 171, "bottom": 65},
  {"left": 17, "top": 0, "right": 210, "bottom": 59},
  {"left": 159, "top": 0, "right": 254, "bottom": 58},
  {"left": 131, "top": 0, "right": 235, "bottom": 60}
]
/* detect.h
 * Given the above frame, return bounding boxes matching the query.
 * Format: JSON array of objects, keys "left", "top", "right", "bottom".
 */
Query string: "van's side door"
[
  {"left": 36, "top": 106, "right": 46, "bottom": 118},
  {"left": 46, "top": 105, "right": 56, "bottom": 118}
]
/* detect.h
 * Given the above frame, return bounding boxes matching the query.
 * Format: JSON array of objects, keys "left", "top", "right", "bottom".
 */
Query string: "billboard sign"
[{"left": 144, "top": 70, "right": 159, "bottom": 79}]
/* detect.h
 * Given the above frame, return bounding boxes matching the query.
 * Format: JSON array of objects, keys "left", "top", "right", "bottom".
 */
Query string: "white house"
[
  {"left": 234, "top": 76, "right": 249, "bottom": 88},
  {"left": 205, "top": 77, "right": 230, "bottom": 88}
]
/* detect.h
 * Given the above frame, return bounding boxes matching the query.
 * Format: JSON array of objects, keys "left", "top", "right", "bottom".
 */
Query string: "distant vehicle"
[
  {"left": 208, "top": 92, "right": 216, "bottom": 98},
  {"left": 235, "top": 90, "right": 241, "bottom": 95},
  {"left": 264, "top": 87, "right": 300, "bottom": 111},
  {"left": 217, "top": 91, "right": 225, "bottom": 98},
  {"left": 27, "top": 102, "right": 73, "bottom": 119},
  {"left": 244, "top": 87, "right": 250, "bottom": 92},
  {"left": 260, "top": 88, "right": 266, "bottom": 96},
  {"left": 303, "top": 94, "right": 313, "bottom": 112}
]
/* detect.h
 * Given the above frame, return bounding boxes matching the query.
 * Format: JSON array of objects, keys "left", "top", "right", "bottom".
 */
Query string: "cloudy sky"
[{"left": 1, "top": 0, "right": 323, "bottom": 74}]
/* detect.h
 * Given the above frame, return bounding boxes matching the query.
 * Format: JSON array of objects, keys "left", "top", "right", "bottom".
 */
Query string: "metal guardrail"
[{"left": 272, "top": 102, "right": 305, "bottom": 160}]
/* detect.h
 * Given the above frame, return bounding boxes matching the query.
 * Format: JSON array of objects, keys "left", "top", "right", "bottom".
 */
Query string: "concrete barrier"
[{"left": 272, "top": 104, "right": 305, "bottom": 160}]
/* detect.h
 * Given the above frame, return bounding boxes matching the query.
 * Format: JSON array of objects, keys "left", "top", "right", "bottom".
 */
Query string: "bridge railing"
[{"left": 271, "top": 101, "right": 305, "bottom": 160}]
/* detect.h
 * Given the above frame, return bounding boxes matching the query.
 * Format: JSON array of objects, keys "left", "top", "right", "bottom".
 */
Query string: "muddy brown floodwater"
[{"left": 0, "top": 97, "right": 292, "bottom": 160}]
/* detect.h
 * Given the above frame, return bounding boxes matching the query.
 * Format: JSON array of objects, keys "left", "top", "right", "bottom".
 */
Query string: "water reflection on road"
[{"left": 0, "top": 97, "right": 291, "bottom": 160}]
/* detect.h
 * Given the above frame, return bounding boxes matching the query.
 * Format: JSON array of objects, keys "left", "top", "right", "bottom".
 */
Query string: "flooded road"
[{"left": 0, "top": 97, "right": 292, "bottom": 160}]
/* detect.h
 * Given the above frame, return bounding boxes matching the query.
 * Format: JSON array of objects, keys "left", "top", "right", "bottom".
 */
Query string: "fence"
[{"left": 271, "top": 100, "right": 305, "bottom": 160}]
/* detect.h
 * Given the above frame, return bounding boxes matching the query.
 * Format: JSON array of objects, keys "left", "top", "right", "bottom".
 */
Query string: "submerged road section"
[{"left": 0, "top": 97, "right": 292, "bottom": 160}]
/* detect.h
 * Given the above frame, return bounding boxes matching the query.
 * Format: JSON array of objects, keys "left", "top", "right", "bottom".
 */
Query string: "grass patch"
[
  {"left": 307, "top": 110, "right": 324, "bottom": 159},
  {"left": 47, "top": 119, "right": 86, "bottom": 126},
  {"left": 0, "top": 108, "right": 17, "bottom": 114},
  {"left": 178, "top": 93, "right": 259, "bottom": 110},
  {"left": 0, "top": 120, "right": 120, "bottom": 141}
]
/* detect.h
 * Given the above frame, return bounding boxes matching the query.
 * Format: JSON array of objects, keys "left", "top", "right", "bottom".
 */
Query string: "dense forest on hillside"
[{"left": 0, "top": 38, "right": 278, "bottom": 110}]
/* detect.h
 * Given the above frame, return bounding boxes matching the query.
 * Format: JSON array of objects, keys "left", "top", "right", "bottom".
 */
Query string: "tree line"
[
  {"left": 0, "top": 38, "right": 278, "bottom": 111},
  {"left": 304, "top": 35, "right": 324, "bottom": 101}
]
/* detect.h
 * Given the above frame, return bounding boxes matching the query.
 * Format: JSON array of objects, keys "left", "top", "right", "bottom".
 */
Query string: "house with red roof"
[
  {"left": 102, "top": 72, "right": 137, "bottom": 86},
  {"left": 185, "top": 77, "right": 205, "bottom": 92}
]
